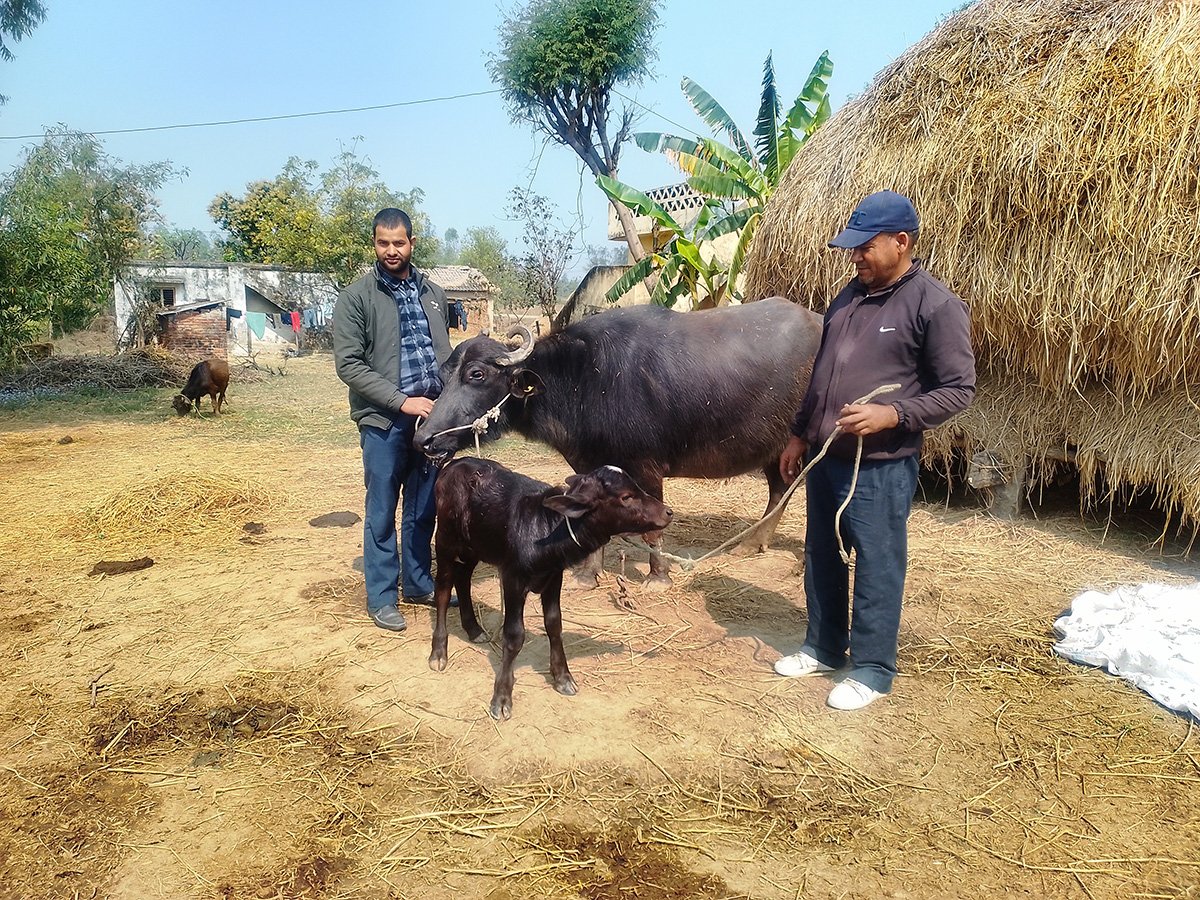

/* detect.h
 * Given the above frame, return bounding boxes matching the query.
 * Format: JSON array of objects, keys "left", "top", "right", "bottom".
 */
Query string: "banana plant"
[
  {"left": 629, "top": 51, "right": 833, "bottom": 301},
  {"left": 596, "top": 174, "right": 739, "bottom": 309}
]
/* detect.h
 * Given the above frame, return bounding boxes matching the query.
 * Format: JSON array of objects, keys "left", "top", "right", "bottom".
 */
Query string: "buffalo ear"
[
  {"left": 508, "top": 368, "right": 544, "bottom": 399},
  {"left": 544, "top": 493, "right": 591, "bottom": 519}
]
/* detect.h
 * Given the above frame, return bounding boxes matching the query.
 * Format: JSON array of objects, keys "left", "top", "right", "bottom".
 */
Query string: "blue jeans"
[
  {"left": 360, "top": 417, "right": 438, "bottom": 613},
  {"left": 801, "top": 453, "right": 919, "bottom": 694}
]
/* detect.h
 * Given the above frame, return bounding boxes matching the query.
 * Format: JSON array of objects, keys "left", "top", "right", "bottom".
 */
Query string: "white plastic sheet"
[{"left": 1053, "top": 583, "right": 1200, "bottom": 718}]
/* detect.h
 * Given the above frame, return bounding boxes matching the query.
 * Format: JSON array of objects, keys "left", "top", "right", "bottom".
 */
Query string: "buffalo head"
[
  {"left": 414, "top": 324, "right": 542, "bottom": 465},
  {"left": 172, "top": 394, "right": 194, "bottom": 416}
]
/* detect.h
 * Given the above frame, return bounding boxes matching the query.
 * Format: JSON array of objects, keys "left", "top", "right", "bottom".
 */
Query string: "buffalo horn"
[{"left": 495, "top": 324, "right": 534, "bottom": 366}]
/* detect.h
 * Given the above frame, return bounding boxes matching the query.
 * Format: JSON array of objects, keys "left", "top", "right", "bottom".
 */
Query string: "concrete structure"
[{"left": 114, "top": 261, "right": 339, "bottom": 357}]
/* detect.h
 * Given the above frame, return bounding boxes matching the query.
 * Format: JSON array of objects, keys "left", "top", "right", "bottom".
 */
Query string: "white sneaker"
[
  {"left": 774, "top": 650, "right": 834, "bottom": 678},
  {"left": 827, "top": 679, "right": 885, "bottom": 710}
]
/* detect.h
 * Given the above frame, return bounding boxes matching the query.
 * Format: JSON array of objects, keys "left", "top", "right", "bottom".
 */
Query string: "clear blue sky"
[{"left": 0, "top": 0, "right": 964, "bottom": 272}]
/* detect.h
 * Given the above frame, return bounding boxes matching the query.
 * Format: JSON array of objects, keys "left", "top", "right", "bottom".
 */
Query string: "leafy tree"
[
  {"left": 490, "top": 0, "right": 660, "bottom": 264},
  {"left": 586, "top": 243, "right": 628, "bottom": 267},
  {"left": 1, "top": 0, "right": 45, "bottom": 104},
  {"left": 208, "top": 145, "right": 437, "bottom": 288},
  {"left": 440, "top": 227, "right": 461, "bottom": 264},
  {"left": 508, "top": 187, "right": 575, "bottom": 321},
  {"left": 600, "top": 52, "right": 833, "bottom": 308},
  {"left": 0, "top": 127, "right": 179, "bottom": 366},
  {"left": 144, "top": 225, "right": 220, "bottom": 262},
  {"left": 458, "top": 226, "right": 523, "bottom": 310}
]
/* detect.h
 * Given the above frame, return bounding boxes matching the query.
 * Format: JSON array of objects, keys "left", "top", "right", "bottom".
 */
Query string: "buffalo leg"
[
  {"left": 646, "top": 533, "right": 673, "bottom": 587},
  {"left": 454, "top": 560, "right": 487, "bottom": 643},
  {"left": 570, "top": 548, "right": 603, "bottom": 587},
  {"left": 737, "top": 462, "right": 791, "bottom": 554},
  {"left": 490, "top": 575, "right": 528, "bottom": 720},
  {"left": 540, "top": 572, "right": 577, "bottom": 696},
  {"left": 428, "top": 556, "right": 460, "bottom": 672}
]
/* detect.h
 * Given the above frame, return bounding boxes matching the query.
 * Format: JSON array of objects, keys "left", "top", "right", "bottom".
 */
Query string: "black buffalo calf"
[{"left": 429, "top": 457, "right": 672, "bottom": 720}]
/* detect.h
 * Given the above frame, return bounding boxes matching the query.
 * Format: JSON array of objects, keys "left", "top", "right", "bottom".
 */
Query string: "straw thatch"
[
  {"left": 743, "top": 0, "right": 1200, "bottom": 524},
  {"left": 746, "top": 0, "right": 1200, "bottom": 397}
]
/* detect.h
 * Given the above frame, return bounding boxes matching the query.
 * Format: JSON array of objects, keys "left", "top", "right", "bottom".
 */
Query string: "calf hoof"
[
  {"left": 554, "top": 675, "right": 578, "bottom": 696},
  {"left": 489, "top": 696, "right": 513, "bottom": 721},
  {"left": 428, "top": 651, "right": 448, "bottom": 672}
]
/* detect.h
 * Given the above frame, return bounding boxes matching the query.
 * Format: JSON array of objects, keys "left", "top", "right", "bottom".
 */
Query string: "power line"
[{"left": 0, "top": 88, "right": 504, "bottom": 141}]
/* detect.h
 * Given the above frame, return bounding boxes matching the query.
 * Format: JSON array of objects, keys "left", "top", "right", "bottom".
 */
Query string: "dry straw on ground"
[{"left": 68, "top": 472, "right": 270, "bottom": 549}]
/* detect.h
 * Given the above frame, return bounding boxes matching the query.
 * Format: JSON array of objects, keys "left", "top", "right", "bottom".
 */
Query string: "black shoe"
[
  {"left": 369, "top": 605, "right": 407, "bottom": 631},
  {"left": 402, "top": 591, "right": 458, "bottom": 608}
]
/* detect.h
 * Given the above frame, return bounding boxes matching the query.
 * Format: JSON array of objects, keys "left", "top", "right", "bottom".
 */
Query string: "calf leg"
[
  {"left": 490, "top": 575, "right": 528, "bottom": 720},
  {"left": 540, "top": 572, "right": 576, "bottom": 696},
  {"left": 209, "top": 390, "right": 222, "bottom": 415},
  {"left": 453, "top": 560, "right": 487, "bottom": 643},
  {"left": 428, "top": 557, "right": 460, "bottom": 672}
]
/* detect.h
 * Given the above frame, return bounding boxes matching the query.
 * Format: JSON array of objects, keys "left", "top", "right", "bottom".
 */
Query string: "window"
[{"left": 149, "top": 285, "right": 180, "bottom": 307}]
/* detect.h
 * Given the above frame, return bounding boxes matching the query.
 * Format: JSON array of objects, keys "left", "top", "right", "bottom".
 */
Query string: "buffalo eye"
[
  {"left": 466, "top": 366, "right": 485, "bottom": 382},
  {"left": 620, "top": 492, "right": 634, "bottom": 503}
]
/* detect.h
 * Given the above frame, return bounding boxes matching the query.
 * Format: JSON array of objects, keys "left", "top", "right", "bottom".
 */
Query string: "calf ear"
[
  {"left": 544, "top": 493, "right": 591, "bottom": 519},
  {"left": 508, "top": 368, "right": 544, "bottom": 399}
]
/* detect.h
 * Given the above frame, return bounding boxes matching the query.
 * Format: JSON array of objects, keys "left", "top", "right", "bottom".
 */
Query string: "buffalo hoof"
[
  {"left": 553, "top": 675, "right": 578, "bottom": 696},
  {"left": 569, "top": 570, "right": 600, "bottom": 589},
  {"left": 489, "top": 696, "right": 513, "bottom": 721},
  {"left": 428, "top": 651, "right": 448, "bottom": 672},
  {"left": 467, "top": 627, "right": 489, "bottom": 644},
  {"left": 644, "top": 573, "right": 673, "bottom": 592}
]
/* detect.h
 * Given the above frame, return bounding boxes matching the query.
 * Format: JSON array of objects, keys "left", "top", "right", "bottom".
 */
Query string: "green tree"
[
  {"left": 458, "top": 226, "right": 522, "bottom": 310},
  {"left": 208, "top": 145, "right": 437, "bottom": 288},
  {"left": 145, "top": 225, "right": 220, "bottom": 262},
  {"left": 440, "top": 227, "right": 461, "bottom": 264},
  {"left": 600, "top": 51, "right": 833, "bottom": 307},
  {"left": 508, "top": 187, "right": 575, "bottom": 321},
  {"left": 0, "top": 127, "right": 179, "bottom": 366},
  {"left": 489, "top": 0, "right": 660, "bottom": 264},
  {"left": 1, "top": 0, "right": 46, "bottom": 104}
]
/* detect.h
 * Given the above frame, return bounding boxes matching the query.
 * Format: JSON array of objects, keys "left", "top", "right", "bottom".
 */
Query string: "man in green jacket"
[{"left": 333, "top": 208, "right": 454, "bottom": 632}]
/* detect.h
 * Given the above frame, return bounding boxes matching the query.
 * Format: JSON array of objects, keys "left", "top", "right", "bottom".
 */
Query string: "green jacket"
[{"left": 333, "top": 266, "right": 453, "bottom": 431}]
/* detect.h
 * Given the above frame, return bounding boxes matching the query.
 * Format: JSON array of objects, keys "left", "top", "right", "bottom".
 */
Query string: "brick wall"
[{"left": 160, "top": 308, "right": 228, "bottom": 360}]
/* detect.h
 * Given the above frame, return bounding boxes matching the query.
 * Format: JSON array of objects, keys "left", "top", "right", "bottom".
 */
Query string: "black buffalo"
[{"left": 414, "top": 298, "right": 823, "bottom": 584}]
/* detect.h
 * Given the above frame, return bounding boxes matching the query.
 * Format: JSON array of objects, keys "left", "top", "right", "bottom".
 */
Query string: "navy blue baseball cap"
[{"left": 828, "top": 190, "right": 920, "bottom": 249}]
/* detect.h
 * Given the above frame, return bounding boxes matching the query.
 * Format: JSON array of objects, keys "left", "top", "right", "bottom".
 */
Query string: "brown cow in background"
[{"left": 172, "top": 358, "right": 230, "bottom": 416}]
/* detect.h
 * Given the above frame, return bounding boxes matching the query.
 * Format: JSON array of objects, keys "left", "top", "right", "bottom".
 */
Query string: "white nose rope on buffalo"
[
  {"left": 418, "top": 394, "right": 513, "bottom": 457},
  {"left": 625, "top": 383, "right": 901, "bottom": 572}
]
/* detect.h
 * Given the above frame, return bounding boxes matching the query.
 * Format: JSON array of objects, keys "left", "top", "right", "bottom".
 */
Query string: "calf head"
[
  {"left": 415, "top": 325, "right": 542, "bottom": 465},
  {"left": 543, "top": 466, "right": 672, "bottom": 538},
  {"left": 171, "top": 394, "right": 193, "bottom": 416}
]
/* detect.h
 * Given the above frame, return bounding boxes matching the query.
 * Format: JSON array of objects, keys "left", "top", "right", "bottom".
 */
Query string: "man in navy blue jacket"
[{"left": 775, "top": 191, "right": 976, "bottom": 709}]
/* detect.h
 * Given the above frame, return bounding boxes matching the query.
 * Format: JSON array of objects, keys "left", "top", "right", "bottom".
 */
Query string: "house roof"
[
  {"left": 155, "top": 299, "right": 225, "bottom": 317},
  {"left": 422, "top": 266, "right": 495, "bottom": 296}
]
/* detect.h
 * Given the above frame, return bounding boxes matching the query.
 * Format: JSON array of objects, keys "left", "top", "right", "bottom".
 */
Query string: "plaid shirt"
[{"left": 375, "top": 264, "right": 442, "bottom": 399}]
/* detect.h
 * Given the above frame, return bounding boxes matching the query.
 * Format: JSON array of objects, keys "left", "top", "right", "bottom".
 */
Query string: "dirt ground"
[{"left": 1, "top": 354, "right": 1198, "bottom": 900}]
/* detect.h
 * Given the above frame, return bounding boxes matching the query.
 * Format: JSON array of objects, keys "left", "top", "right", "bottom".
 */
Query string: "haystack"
[{"left": 744, "top": 0, "right": 1200, "bottom": 526}]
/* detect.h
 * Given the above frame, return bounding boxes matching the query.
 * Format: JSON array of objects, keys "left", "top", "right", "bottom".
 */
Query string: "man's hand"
[
  {"left": 836, "top": 402, "right": 900, "bottom": 436},
  {"left": 779, "top": 435, "right": 809, "bottom": 484},
  {"left": 401, "top": 396, "right": 435, "bottom": 418}
]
